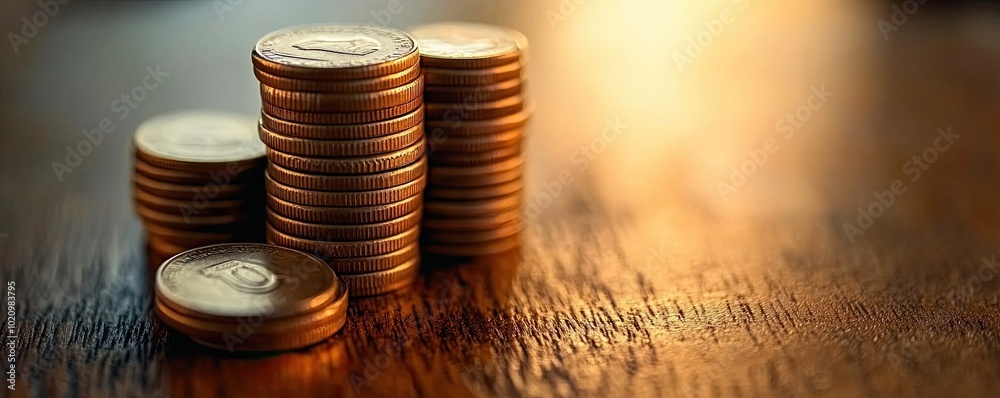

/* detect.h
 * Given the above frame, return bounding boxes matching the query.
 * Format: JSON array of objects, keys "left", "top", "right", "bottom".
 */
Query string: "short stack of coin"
[
  {"left": 132, "top": 111, "right": 266, "bottom": 266},
  {"left": 251, "top": 25, "right": 425, "bottom": 296},
  {"left": 409, "top": 23, "right": 530, "bottom": 256}
]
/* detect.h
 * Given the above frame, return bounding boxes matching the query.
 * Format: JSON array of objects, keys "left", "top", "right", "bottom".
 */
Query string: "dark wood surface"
[{"left": 2, "top": 1, "right": 1000, "bottom": 397}]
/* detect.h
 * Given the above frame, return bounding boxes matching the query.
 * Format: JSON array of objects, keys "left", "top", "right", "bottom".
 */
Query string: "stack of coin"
[
  {"left": 409, "top": 23, "right": 530, "bottom": 256},
  {"left": 251, "top": 25, "right": 425, "bottom": 296},
  {"left": 132, "top": 111, "right": 266, "bottom": 266},
  {"left": 155, "top": 244, "right": 348, "bottom": 352}
]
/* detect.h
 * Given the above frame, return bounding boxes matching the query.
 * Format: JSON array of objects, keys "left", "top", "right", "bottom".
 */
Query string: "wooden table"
[{"left": 1, "top": 1, "right": 999, "bottom": 397}]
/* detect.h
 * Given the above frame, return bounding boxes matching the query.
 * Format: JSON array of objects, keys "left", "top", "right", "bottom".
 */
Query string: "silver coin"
[
  {"left": 255, "top": 25, "right": 416, "bottom": 70},
  {"left": 410, "top": 22, "right": 520, "bottom": 60}
]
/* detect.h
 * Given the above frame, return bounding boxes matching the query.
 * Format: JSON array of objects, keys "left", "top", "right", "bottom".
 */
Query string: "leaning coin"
[
  {"left": 260, "top": 106, "right": 423, "bottom": 140},
  {"left": 252, "top": 25, "right": 419, "bottom": 80},
  {"left": 266, "top": 193, "right": 423, "bottom": 224},
  {"left": 265, "top": 173, "right": 425, "bottom": 207},
  {"left": 253, "top": 63, "right": 421, "bottom": 93},
  {"left": 266, "top": 156, "right": 426, "bottom": 191},
  {"left": 266, "top": 224, "right": 420, "bottom": 258},
  {"left": 134, "top": 110, "right": 265, "bottom": 172},
  {"left": 259, "top": 76, "right": 422, "bottom": 112},
  {"left": 341, "top": 256, "right": 420, "bottom": 297},
  {"left": 262, "top": 96, "right": 423, "bottom": 125},
  {"left": 410, "top": 22, "right": 521, "bottom": 69},
  {"left": 266, "top": 139, "right": 425, "bottom": 175},
  {"left": 259, "top": 123, "right": 423, "bottom": 157}
]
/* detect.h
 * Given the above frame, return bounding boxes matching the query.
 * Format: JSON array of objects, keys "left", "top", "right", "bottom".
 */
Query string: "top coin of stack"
[
  {"left": 154, "top": 243, "right": 349, "bottom": 351},
  {"left": 251, "top": 25, "right": 425, "bottom": 296},
  {"left": 409, "top": 22, "right": 530, "bottom": 256},
  {"left": 132, "top": 111, "right": 266, "bottom": 266}
]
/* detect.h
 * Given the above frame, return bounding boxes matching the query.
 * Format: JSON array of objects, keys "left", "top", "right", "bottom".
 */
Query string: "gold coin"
[
  {"left": 133, "top": 173, "right": 255, "bottom": 200},
  {"left": 422, "top": 61, "right": 521, "bottom": 86},
  {"left": 266, "top": 223, "right": 420, "bottom": 258},
  {"left": 262, "top": 97, "right": 422, "bottom": 125},
  {"left": 266, "top": 192, "right": 423, "bottom": 224},
  {"left": 266, "top": 208, "right": 422, "bottom": 241},
  {"left": 422, "top": 235, "right": 521, "bottom": 257},
  {"left": 260, "top": 106, "right": 423, "bottom": 140},
  {"left": 341, "top": 257, "right": 420, "bottom": 297},
  {"left": 325, "top": 243, "right": 419, "bottom": 274},
  {"left": 266, "top": 139, "right": 425, "bottom": 175},
  {"left": 425, "top": 95, "right": 523, "bottom": 121},
  {"left": 265, "top": 172, "right": 425, "bottom": 207},
  {"left": 133, "top": 157, "right": 263, "bottom": 185},
  {"left": 136, "top": 203, "right": 250, "bottom": 230},
  {"left": 410, "top": 22, "right": 521, "bottom": 69},
  {"left": 266, "top": 156, "right": 426, "bottom": 191},
  {"left": 134, "top": 187, "right": 248, "bottom": 216},
  {"left": 258, "top": 123, "right": 423, "bottom": 157},
  {"left": 425, "top": 179, "right": 523, "bottom": 201},
  {"left": 252, "top": 25, "right": 418, "bottom": 80},
  {"left": 252, "top": 63, "right": 421, "bottom": 93},
  {"left": 259, "top": 76, "right": 422, "bottom": 112}
]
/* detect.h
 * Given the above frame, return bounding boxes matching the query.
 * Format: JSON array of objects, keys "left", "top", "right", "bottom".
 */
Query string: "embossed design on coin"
[
  {"left": 255, "top": 25, "right": 416, "bottom": 70},
  {"left": 200, "top": 259, "right": 280, "bottom": 294},
  {"left": 410, "top": 22, "right": 518, "bottom": 61}
]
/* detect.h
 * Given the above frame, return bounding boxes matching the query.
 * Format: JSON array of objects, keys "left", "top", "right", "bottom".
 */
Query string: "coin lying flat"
[
  {"left": 422, "top": 209, "right": 521, "bottom": 231},
  {"left": 266, "top": 156, "right": 426, "bottom": 191},
  {"left": 341, "top": 256, "right": 420, "bottom": 297},
  {"left": 424, "top": 108, "right": 530, "bottom": 136},
  {"left": 265, "top": 172, "right": 425, "bottom": 207},
  {"left": 259, "top": 76, "right": 423, "bottom": 112},
  {"left": 424, "top": 95, "right": 524, "bottom": 121},
  {"left": 265, "top": 139, "right": 425, "bottom": 175},
  {"left": 262, "top": 97, "right": 423, "bottom": 125},
  {"left": 134, "top": 111, "right": 265, "bottom": 172},
  {"left": 410, "top": 22, "right": 521, "bottom": 69},
  {"left": 427, "top": 157, "right": 522, "bottom": 187},
  {"left": 133, "top": 173, "right": 256, "bottom": 200},
  {"left": 253, "top": 25, "right": 419, "bottom": 80},
  {"left": 266, "top": 224, "right": 420, "bottom": 258},
  {"left": 425, "top": 179, "right": 523, "bottom": 201},
  {"left": 136, "top": 203, "right": 250, "bottom": 230},
  {"left": 253, "top": 63, "right": 421, "bottom": 93},
  {"left": 155, "top": 244, "right": 348, "bottom": 351},
  {"left": 260, "top": 106, "right": 424, "bottom": 140},
  {"left": 422, "top": 219, "right": 521, "bottom": 244},
  {"left": 266, "top": 208, "right": 422, "bottom": 241},
  {"left": 259, "top": 123, "right": 423, "bottom": 157},
  {"left": 266, "top": 192, "right": 423, "bottom": 224},
  {"left": 134, "top": 187, "right": 249, "bottom": 216},
  {"left": 426, "top": 144, "right": 521, "bottom": 167},
  {"left": 424, "top": 77, "right": 523, "bottom": 103},
  {"left": 427, "top": 128, "right": 523, "bottom": 153},
  {"left": 422, "top": 235, "right": 521, "bottom": 257}
]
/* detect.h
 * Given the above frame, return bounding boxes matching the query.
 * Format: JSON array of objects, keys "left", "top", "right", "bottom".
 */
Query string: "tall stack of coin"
[
  {"left": 251, "top": 25, "right": 425, "bottom": 296},
  {"left": 409, "top": 23, "right": 530, "bottom": 256},
  {"left": 132, "top": 111, "right": 266, "bottom": 266}
]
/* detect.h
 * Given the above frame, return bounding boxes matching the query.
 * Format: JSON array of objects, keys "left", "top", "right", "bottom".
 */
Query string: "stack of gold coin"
[
  {"left": 251, "top": 25, "right": 425, "bottom": 296},
  {"left": 409, "top": 23, "right": 530, "bottom": 256},
  {"left": 155, "top": 244, "right": 348, "bottom": 352},
  {"left": 132, "top": 111, "right": 266, "bottom": 266}
]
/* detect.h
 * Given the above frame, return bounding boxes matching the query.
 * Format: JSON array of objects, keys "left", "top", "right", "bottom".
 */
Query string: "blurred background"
[{"left": 0, "top": 0, "right": 999, "bottom": 309}]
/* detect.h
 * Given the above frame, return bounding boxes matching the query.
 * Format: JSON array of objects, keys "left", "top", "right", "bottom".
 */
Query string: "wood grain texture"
[{"left": 1, "top": 1, "right": 1000, "bottom": 397}]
